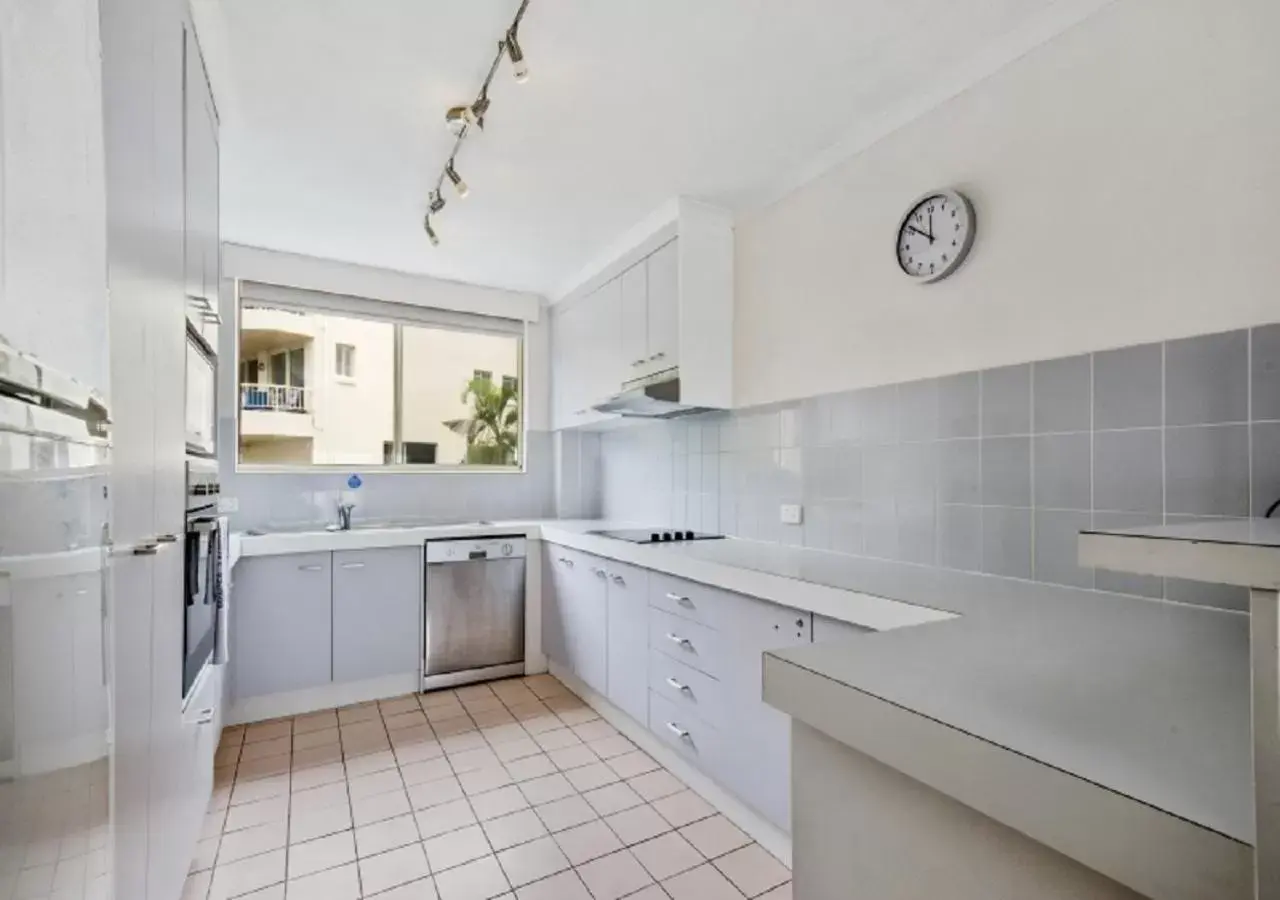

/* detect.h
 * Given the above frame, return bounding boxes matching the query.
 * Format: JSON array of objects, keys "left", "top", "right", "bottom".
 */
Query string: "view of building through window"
[{"left": 238, "top": 302, "right": 521, "bottom": 467}]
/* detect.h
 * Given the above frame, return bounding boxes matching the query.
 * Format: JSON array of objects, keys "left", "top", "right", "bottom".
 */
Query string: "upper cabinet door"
[
  {"left": 582, "top": 276, "right": 624, "bottom": 401},
  {"left": 619, "top": 263, "right": 648, "bottom": 379},
  {"left": 644, "top": 240, "right": 679, "bottom": 375}
]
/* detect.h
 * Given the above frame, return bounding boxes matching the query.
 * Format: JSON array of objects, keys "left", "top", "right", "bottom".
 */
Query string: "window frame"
[
  {"left": 334, "top": 342, "right": 356, "bottom": 381},
  {"left": 235, "top": 283, "right": 526, "bottom": 475}
]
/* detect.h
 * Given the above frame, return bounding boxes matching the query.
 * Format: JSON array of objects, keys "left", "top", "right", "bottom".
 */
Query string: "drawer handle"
[
  {"left": 665, "top": 633, "right": 692, "bottom": 647},
  {"left": 558, "top": 557, "right": 574, "bottom": 567},
  {"left": 611, "top": 574, "right": 625, "bottom": 586},
  {"left": 194, "top": 707, "right": 214, "bottom": 726},
  {"left": 666, "top": 592, "right": 693, "bottom": 607},
  {"left": 665, "top": 677, "right": 691, "bottom": 693},
  {"left": 340, "top": 562, "right": 365, "bottom": 569},
  {"left": 298, "top": 564, "right": 323, "bottom": 572},
  {"left": 666, "top": 722, "right": 690, "bottom": 740},
  {"left": 593, "top": 567, "right": 607, "bottom": 579}
]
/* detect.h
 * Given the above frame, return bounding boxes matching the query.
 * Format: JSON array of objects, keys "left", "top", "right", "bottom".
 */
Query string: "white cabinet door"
[
  {"left": 584, "top": 276, "right": 624, "bottom": 402},
  {"left": 542, "top": 546, "right": 574, "bottom": 668},
  {"left": 570, "top": 557, "right": 610, "bottom": 696},
  {"left": 551, "top": 294, "right": 587, "bottom": 429},
  {"left": 644, "top": 240, "right": 679, "bottom": 374},
  {"left": 232, "top": 553, "right": 334, "bottom": 698},
  {"left": 619, "top": 263, "right": 648, "bottom": 378},
  {"left": 605, "top": 562, "right": 649, "bottom": 724},
  {"left": 332, "top": 547, "right": 421, "bottom": 683}
]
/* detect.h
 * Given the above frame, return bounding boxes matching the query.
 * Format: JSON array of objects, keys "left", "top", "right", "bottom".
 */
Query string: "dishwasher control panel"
[{"left": 425, "top": 536, "right": 527, "bottom": 563}]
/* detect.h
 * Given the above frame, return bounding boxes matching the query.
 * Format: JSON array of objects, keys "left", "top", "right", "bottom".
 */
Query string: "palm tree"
[{"left": 443, "top": 375, "right": 519, "bottom": 464}]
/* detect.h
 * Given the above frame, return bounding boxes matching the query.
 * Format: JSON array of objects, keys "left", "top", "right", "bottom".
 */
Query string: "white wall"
[{"left": 734, "top": 0, "right": 1280, "bottom": 408}]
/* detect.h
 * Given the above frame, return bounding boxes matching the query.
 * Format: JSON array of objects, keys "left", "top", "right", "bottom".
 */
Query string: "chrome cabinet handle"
[
  {"left": 558, "top": 557, "right": 574, "bottom": 567},
  {"left": 340, "top": 562, "right": 365, "bottom": 569},
  {"left": 611, "top": 574, "right": 625, "bottom": 586},
  {"left": 155, "top": 534, "right": 179, "bottom": 543},
  {"left": 592, "top": 567, "right": 607, "bottom": 578},
  {"left": 666, "top": 633, "right": 692, "bottom": 647},
  {"left": 298, "top": 564, "right": 323, "bottom": 572},
  {"left": 132, "top": 542, "right": 160, "bottom": 556},
  {"left": 666, "top": 722, "right": 690, "bottom": 740},
  {"left": 194, "top": 707, "right": 214, "bottom": 726},
  {"left": 665, "top": 592, "right": 693, "bottom": 607},
  {"left": 666, "top": 677, "right": 691, "bottom": 693},
  {"left": 649, "top": 352, "right": 666, "bottom": 361}
]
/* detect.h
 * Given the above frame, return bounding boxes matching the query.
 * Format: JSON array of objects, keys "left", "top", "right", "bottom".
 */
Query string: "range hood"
[{"left": 592, "top": 370, "right": 714, "bottom": 419}]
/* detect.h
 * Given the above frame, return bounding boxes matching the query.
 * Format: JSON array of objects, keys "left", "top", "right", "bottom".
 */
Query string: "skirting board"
[
  {"left": 547, "top": 660, "right": 792, "bottom": 867},
  {"left": 228, "top": 672, "right": 420, "bottom": 725}
]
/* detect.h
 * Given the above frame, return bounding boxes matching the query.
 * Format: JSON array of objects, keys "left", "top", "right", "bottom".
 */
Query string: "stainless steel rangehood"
[{"left": 591, "top": 369, "right": 715, "bottom": 419}]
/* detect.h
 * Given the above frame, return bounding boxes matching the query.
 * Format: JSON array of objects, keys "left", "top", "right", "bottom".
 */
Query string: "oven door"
[
  {"left": 183, "top": 516, "right": 219, "bottom": 698},
  {"left": 185, "top": 325, "right": 216, "bottom": 457}
]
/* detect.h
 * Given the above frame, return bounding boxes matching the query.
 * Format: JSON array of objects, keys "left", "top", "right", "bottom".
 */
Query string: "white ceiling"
[{"left": 204, "top": 0, "right": 1107, "bottom": 297}]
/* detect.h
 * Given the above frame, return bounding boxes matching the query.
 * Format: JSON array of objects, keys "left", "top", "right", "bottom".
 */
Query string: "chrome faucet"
[{"left": 336, "top": 502, "right": 355, "bottom": 531}]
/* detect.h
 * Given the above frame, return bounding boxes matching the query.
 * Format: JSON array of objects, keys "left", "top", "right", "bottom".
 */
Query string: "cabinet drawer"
[
  {"left": 648, "top": 689, "right": 723, "bottom": 775},
  {"left": 649, "top": 608, "right": 724, "bottom": 678},
  {"left": 648, "top": 572, "right": 727, "bottom": 630},
  {"left": 648, "top": 649, "right": 726, "bottom": 728}
]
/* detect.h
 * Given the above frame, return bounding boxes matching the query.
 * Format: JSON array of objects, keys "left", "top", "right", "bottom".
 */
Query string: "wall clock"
[{"left": 895, "top": 189, "right": 976, "bottom": 283}]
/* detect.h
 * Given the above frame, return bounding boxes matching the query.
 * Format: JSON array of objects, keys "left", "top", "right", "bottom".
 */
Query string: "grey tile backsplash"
[{"left": 596, "top": 326, "right": 1280, "bottom": 613}]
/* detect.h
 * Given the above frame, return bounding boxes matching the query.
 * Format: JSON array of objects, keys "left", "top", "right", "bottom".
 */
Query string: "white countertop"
[{"left": 1080, "top": 517, "right": 1280, "bottom": 589}]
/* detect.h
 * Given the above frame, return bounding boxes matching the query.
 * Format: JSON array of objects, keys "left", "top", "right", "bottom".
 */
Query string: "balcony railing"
[{"left": 240, "top": 383, "right": 308, "bottom": 413}]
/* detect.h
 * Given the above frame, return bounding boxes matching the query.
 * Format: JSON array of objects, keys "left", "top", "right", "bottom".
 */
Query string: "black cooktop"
[{"left": 590, "top": 528, "right": 726, "bottom": 544}]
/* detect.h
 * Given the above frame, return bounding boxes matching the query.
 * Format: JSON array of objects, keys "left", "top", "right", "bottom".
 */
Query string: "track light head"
[
  {"left": 471, "top": 95, "right": 491, "bottom": 130},
  {"left": 423, "top": 214, "right": 439, "bottom": 247},
  {"left": 445, "top": 105, "right": 477, "bottom": 136},
  {"left": 445, "top": 162, "right": 469, "bottom": 199},
  {"left": 506, "top": 28, "right": 529, "bottom": 82},
  {"left": 428, "top": 190, "right": 446, "bottom": 214}
]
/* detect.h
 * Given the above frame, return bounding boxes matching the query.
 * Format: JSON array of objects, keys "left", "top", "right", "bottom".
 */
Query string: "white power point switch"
[
  {"left": 779, "top": 504, "right": 803, "bottom": 525},
  {"left": 218, "top": 496, "right": 239, "bottom": 514}
]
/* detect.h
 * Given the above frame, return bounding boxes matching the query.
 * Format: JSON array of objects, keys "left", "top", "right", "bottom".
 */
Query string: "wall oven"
[
  {"left": 185, "top": 322, "right": 217, "bottom": 458},
  {"left": 184, "top": 457, "right": 221, "bottom": 699}
]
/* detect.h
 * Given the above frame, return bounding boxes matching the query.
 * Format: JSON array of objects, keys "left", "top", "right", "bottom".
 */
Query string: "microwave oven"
[{"left": 186, "top": 322, "right": 216, "bottom": 457}]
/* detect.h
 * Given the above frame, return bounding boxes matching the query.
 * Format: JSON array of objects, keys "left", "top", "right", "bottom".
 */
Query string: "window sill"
[{"left": 235, "top": 463, "right": 526, "bottom": 475}]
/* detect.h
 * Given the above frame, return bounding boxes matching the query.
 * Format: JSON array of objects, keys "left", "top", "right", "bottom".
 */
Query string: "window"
[
  {"left": 238, "top": 288, "right": 522, "bottom": 470},
  {"left": 335, "top": 343, "right": 356, "bottom": 378}
]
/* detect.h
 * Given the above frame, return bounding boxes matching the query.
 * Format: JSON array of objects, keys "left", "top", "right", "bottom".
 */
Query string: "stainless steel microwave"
[{"left": 185, "top": 322, "right": 216, "bottom": 457}]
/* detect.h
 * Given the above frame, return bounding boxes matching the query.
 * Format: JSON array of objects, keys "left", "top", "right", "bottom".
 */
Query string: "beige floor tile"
[
  {"left": 531, "top": 729, "right": 581, "bottom": 753},
  {"left": 491, "top": 737, "right": 540, "bottom": 763},
  {"left": 631, "top": 832, "right": 704, "bottom": 881},
  {"left": 352, "top": 788, "right": 412, "bottom": 827},
  {"left": 545, "top": 744, "right": 598, "bottom": 772},
  {"left": 542, "top": 694, "right": 587, "bottom": 712},
  {"left": 574, "top": 848, "right": 653, "bottom": 900},
  {"left": 679, "top": 815, "right": 750, "bottom": 859},
  {"left": 245, "top": 720, "right": 293, "bottom": 745},
  {"left": 516, "top": 714, "right": 562, "bottom": 735},
  {"left": 586, "top": 737, "right": 634, "bottom": 763},
  {"left": 459, "top": 767, "right": 513, "bottom": 796},
  {"left": 239, "top": 755, "right": 293, "bottom": 782},
  {"left": 343, "top": 734, "right": 393, "bottom": 758},
  {"left": 290, "top": 744, "right": 343, "bottom": 772},
  {"left": 224, "top": 796, "right": 289, "bottom": 834},
  {"left": 287, "top": 830, "right": 356, "bottom": 880},
  {"left": 503, "top": 755, "right": 556, "bottom": 784},
  {"left": 481, "top": 723, "right": 530, "bottom": 746},
  {"left": 448, "top": 747, "right": 502, "bottom": 775},
  {"left": 340, "top": 720, "right": 387, "bottom": 744},
  {"left": 568, "top": 720, "right": 617, "bottom": 743},
  {"left": 423, "top": 824, "right": 492, "bottom": 872},
  {"left": 218, "top": 820, "right": 288, "bottom": 865},
  {"left": 337, "top": 703, "right": 381, "bottom": 725},
  {"left": 604, "top": 750, "right": 658, "bottom": 778},
  {"left": 713, "top": 844, "right": 789, "bottom": 897},
  {"left": 241, "top": 736, "right": 292, "bottom": 762},
  {"left": 392, "top": 724, "right": 440, "bottom": 748},
  {"left": 516, "top": 774, "right": 574, "bottom": 807},
  {"left": 183, "top": 868, "right": 213, "bottom": 900},
  {"left": 521, "top": 676, "right": 569, "bottom": 700},
  {"left": 290, "top": 782, "right": 349, "bottom": 817},
  {"left": 381, "top": 696, "right": 425, "bottom": 717},
  {"left": 387, "top": 710, "right": 430, "bottom": 732},
  {"left": 441, "top": 731, "right": 488, "bottom": 754},
  {"left": 290, "top": 762, "right": 346, "bottom": 793},
  {"left": 456, "top": 683, "right": 497, "bottom": 701},
  {"left": 651, "top": 790, "right": 716, "bottom": 828},
  {"left": 344, "top": 749, "right": 397, "bottom": 779},
  {"left": 366, "top": 876, "right": 440, "bottom": 899},
  {"left": 461, "top": 693, "right": 506, "bottom": 714},
  {"left": 214, "top": 745, "right": 241, "bottom": 768},
  {"left": 481, "top": 810, "right": 548, "bottom": 853},
  {"left": 621, "top": 887, "right": 669, "bottom": 900},
  {"left": 511, "top": 869, "right": 590, "bottom": 900},
  {"left": 396, "top": 739, "right": 447, "bottom": 765},
  {"left": 551, "top": 707, "right": 598, "bottom": 728},
  {"left": 284, "top": 860, "right": 360, "bottom": 900},
  {"left": 662, "top": 863, "right": 744, "bottom": 900},
  {"left": 470, "top": 709, "right": 516, "bottom": 729},
  {"left": 420, "top": 688, "right": 460, "bottom": 709},
  {"left": 581, "top": 782, "right": 645, "bottom": 817},
  {"left": 292, "top": 710, "right": 338, "bottom": 736},
  {"left": 292, "top": 728, "right": 339, "bottom": 752},
  {"left": 531, "top": 796, "right": 597, "bottom": 833},
  {"left": 239, "top": 884, "right": 285, "bottom": 899},
  {"left": 495, "top": 835, "right": 569, "bottom": 888},
  {"left": 207, "top": 848, "right": 285, "bottom": 900},
  {"left": 414, "top": 798, "right": 478, "bottom": 840},
  {"left": 758, "top": 882, "right": 791, "bottom": 899},
  {"left": 427, "top": 711, "right": 472, "bottom": 732},
  {"left": 401, "top": 757, "right": 455, "bottom": 787},
  {"left": 356, "top": 814, "right": 421, "bottom": 859},
  {"left": 550, "top": 819, "right": 622, "bottom": 867},
  {"left": 190, "top": 835, "right": 219, "bottom": 873},
  {"left": 231, "top": 774, "right": 291, "bottom": 808},
  {"left": 563, "top": 762, "right": 619, "bottom": 793},
  {"left": 408, "top": 775, "right": 465, "bottom": 811},
  {"left": 359, "top": 843, "right": 432, "bottom": 896},
  {"left": 349, "top": 767, "right": 406, "bottom": 801},
  {"left": 468, "top": 786, "right": 529, "bottom": 822},
  {"left": 627, "top": 769, "right": 685, "bottom": 802},
  {"left": 432, "top": 855, "right": 511, "bottom": 900},
  {"left": 288, "top": 805, "right": 352, "bottom": 845},
  {"left": 603, "top": 805, "right": 672, "bottom": 846}
]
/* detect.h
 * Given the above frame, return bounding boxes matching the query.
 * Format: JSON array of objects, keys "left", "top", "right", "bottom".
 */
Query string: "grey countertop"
[
  {"left": 1083, "top": 517, "right": 1280, "bottom": 547},
  {"left": 1080, "top": 517, "right": 1280, "bottom": 589}
]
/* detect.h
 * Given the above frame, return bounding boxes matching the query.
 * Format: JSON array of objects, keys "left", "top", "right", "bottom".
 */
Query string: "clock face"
[{"left": 896, "top": 190, "right": 975, "bottom": 282}]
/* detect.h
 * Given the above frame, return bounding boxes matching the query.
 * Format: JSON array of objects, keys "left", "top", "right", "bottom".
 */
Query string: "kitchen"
[{"left": 1, "top": 1, "right": 1278, "bottom": 899}]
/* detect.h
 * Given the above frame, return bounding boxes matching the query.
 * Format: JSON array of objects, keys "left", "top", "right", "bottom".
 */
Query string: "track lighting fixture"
[
  {"left": 423, "top": 0, "right": 531, "bottom": 247},
  {"left": 445, "top": 162, "right": 469, "bottom": 199}
]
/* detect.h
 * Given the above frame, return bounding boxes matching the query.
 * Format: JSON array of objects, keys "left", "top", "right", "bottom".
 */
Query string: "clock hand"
[
  {"left": 906, "top": 225, "right": 935, "bottom": 243},
  {"left": 928, "top": 212, "right": 935, "bottom": 240}
]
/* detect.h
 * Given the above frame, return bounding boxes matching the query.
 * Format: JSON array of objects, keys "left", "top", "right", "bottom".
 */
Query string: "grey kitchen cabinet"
[
  {"left": 232, "top": 552, "right": 333, "bottom": 698},
  {"left": 605, "top": 561, "right": 650, "bottom": 724},
  {"left": 332, "top": 547, "right": 422, "bottom": 683},
  {"left": 542, "top": 545, "right": 574, "bottom": 670}
]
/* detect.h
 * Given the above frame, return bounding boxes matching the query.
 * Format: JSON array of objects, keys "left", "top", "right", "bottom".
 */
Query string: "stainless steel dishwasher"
[{"left": 422, "top": 537, "right": 526, "bottom": 691}]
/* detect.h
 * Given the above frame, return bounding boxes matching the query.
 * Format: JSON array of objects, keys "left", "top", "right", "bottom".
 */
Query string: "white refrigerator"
[{"left": 0, "top": 338, "right": 113, "bottom": 900}]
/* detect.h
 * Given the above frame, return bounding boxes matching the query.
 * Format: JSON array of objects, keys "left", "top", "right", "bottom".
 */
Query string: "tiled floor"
[{"left": 186, "top": 675, "right": 791, "bottom": 900}]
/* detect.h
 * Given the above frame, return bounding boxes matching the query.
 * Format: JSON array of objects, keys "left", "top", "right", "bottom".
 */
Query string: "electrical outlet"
[
  {"left": 218, "top": 496, "right": 239, "bottom": 514},
  {"left": 779, "top": 503, "right": 803, "bottom": 525}
]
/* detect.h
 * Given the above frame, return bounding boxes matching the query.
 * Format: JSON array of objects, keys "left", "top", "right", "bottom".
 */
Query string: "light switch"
[{"left": 779, "top": 504, "right": 803, "bottom": 525}]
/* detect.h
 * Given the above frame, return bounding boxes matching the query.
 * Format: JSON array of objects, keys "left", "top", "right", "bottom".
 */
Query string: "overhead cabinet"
[{"left": 550, "top": 199, "right": 733, "bottom": 430}]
